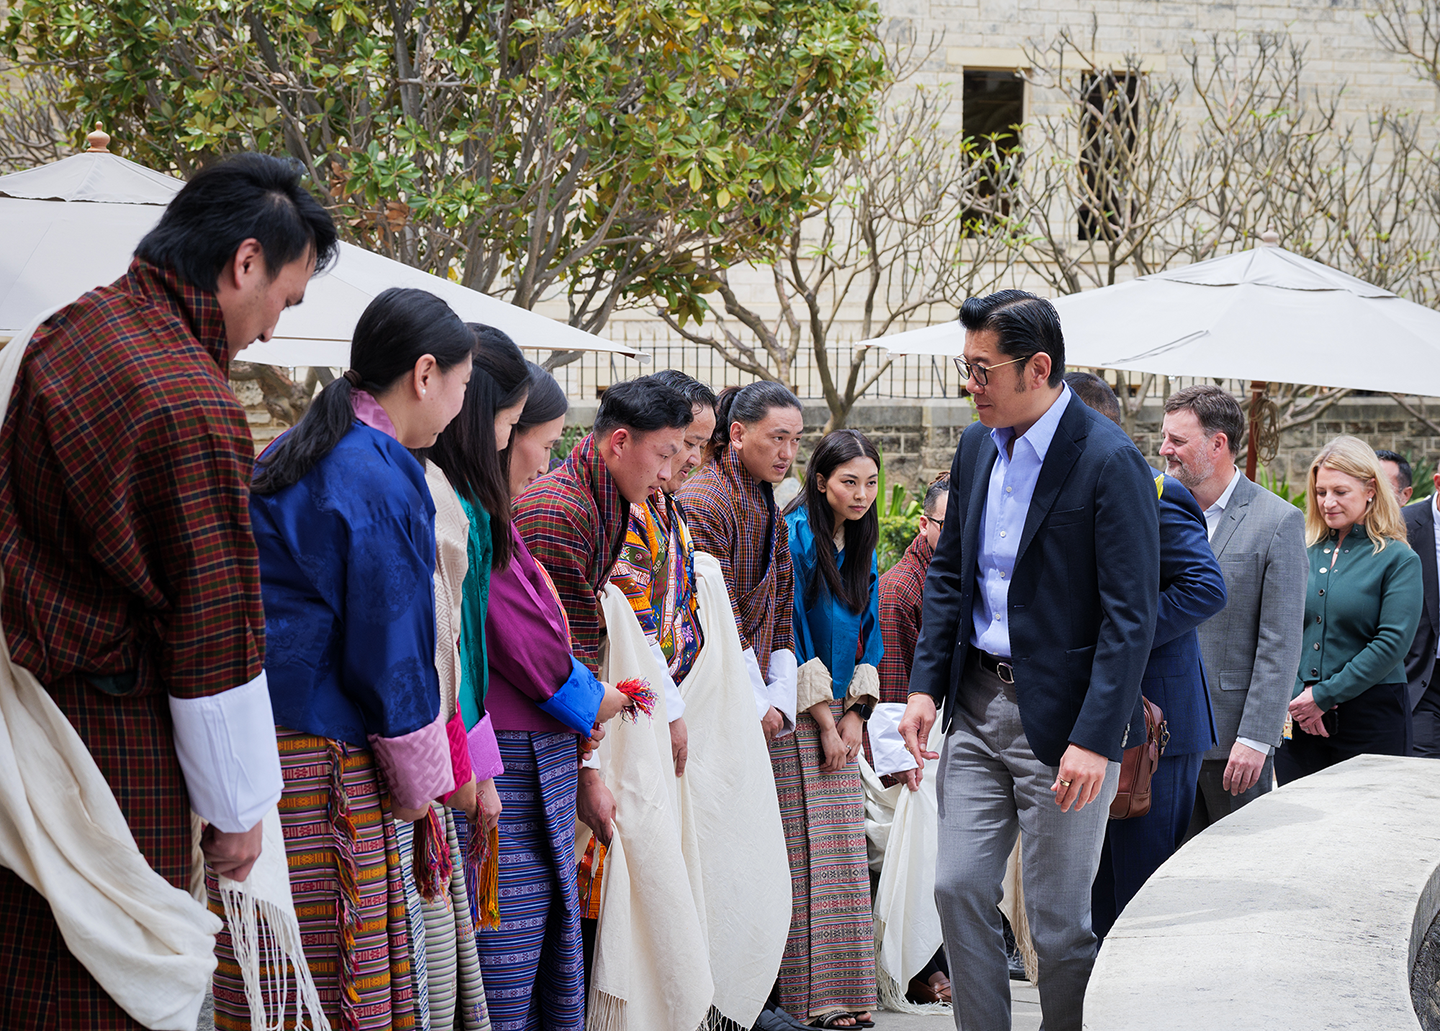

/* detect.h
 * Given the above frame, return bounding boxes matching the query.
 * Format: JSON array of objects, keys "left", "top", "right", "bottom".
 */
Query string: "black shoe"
[{"left": 1007, "top": 949, "right": 1027, "bottom": 981}]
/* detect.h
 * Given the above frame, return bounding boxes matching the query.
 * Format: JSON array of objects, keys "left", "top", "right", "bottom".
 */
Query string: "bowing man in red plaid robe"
[
  {"left": 0, "top": 154, "right": 337, "bottom": 1030},
  {"left": 512, "top": 376, "right": 695, "bottom": 844},
  {"left": 676, "top": 382, "right": 806, "bottom": 743}
]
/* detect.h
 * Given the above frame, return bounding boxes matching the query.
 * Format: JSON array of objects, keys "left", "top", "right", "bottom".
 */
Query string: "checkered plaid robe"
[
  {"left": 0, "top": 259, "right": 265, "bottom": 1029},
  {"left": 675, "top": 447, "right": 794, "bottom": 678},
  {"left": 878, "top": 532, "right": 933, "bottom": 705},
  {"left": 513, "top": 433, "right": 631, "bottom": 674}
]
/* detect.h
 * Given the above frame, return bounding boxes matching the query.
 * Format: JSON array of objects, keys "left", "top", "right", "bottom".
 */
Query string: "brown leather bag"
[{"left": 1109, "top": 696, "right": 1169, "bottom": 820}]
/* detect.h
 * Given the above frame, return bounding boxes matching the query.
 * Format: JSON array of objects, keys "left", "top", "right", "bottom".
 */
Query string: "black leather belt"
[{"left": 975, "top": 650, "right": 1015, "bottom": 685}]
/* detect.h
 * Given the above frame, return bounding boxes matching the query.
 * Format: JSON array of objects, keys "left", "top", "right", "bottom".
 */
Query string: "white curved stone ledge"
[{"left": 1085, "top": 754, "right": 1440, "bottom": 1030}]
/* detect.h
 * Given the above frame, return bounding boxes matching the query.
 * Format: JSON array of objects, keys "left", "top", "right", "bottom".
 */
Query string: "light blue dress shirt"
[{"left": 971, "top": 384, "right": 1073, "bottom": 658}]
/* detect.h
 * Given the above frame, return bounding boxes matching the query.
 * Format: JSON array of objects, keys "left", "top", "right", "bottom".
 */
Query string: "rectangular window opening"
[
  {"left": 961, "top": 69, "right": 1024, "bottom": 233},
  {"left": 1078, "top": 71, "right": 1141, "bottom": 242}
]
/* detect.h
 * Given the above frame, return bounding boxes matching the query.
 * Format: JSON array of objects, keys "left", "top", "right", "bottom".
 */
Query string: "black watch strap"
[{"left": 848, "top": 702, "right": 874, "bottom": 722}]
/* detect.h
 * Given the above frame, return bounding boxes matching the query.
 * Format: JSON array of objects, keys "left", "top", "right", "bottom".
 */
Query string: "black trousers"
[{"left": 1275, "top": 682, "right": 1410, "bottom": 784}]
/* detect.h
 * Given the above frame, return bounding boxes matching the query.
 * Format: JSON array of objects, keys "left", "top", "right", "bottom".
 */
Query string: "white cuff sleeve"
[
  {"left": 1235, "top": 736, "right": 1274, "bottom": 756},
  {"left": 743, "top": 647, "right": 770, "bottom": 721},
  {"left": 581, "top": 751, "right": 602, "bottom": 771},
  {"left": 767, "top": 648, "right": 798, "bottom": 735},
  {"left": 650, "top": 642, "right": 686, "bottom": 722},
  {"left": 170, "top": 671, "right": 283, "bottom": 833}
]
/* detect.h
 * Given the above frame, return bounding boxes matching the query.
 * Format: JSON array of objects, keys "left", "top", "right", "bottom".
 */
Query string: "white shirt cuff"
[
  {"left": 650, "top": 642, "right": 686, "bottom": 722},
  {"left": 1235, "top": 736, "right": 1274, "bottom": 756},
  {"left": 767, "top": 648, "right": 798, "bottom": 736},
  {"left": 170, "top": 671, "right": 283, "bottom": 833},
  {"left": 743, "top": 647, "right": 770, "bottom": 721}
]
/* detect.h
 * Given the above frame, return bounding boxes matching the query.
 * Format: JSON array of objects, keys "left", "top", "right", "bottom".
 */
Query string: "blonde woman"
[{"left": 1277, "top": 435, "right": 1423, "bottom": 784}]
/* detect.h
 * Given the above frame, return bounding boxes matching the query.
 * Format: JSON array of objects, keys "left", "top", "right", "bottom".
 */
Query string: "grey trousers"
[
  {"left": 1184, "top": 754, "right": 1273, "bottom": 841},
  {"left": 934, "top": 661, "right": 1119, "bottom": 1031}
]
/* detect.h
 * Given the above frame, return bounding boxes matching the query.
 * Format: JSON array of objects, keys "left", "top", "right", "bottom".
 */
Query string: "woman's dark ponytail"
[
  {"left": 709, "top": 380, "right": 802, "bottom": 456},
  {"left": 252, "top": 287, "right": 473, "bottom": 495}
]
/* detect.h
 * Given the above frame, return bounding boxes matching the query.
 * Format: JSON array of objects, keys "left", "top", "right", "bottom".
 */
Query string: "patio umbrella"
[
  {"left": 1, "top": 130, "right": 646, "bottom": 364},
  {"left": 862, "top": 234, "right": 1440, "bottom": 473}
]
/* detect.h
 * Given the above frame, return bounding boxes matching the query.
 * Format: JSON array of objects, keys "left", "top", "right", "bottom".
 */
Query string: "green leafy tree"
[{"left": 6, "top": 0, "right": 886, "bottom": 363}]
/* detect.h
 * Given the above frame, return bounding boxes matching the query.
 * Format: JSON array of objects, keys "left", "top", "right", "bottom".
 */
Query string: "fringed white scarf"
[{"left": 212, "top": 808, "right": 330, "bottom": 1030}]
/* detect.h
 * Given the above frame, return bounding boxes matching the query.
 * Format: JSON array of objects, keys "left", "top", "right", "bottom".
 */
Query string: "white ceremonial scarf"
[
  {"left": 0, "top": 309, "right": 326, "bottom": 1031},
  {"left": 676, "top": 553, "right": 790, "bottom": 1028},
  {"left": 585, "top": 584, "right": 714, "bottom": 1031},
  {"left": 862, "top": 706, "right": 948, "bottom": 1015}
]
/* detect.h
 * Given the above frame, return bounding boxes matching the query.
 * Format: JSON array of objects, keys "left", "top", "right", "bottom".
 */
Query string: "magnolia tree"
[{"left": 4, "top": 0, "right": 887, "bottom": 368}]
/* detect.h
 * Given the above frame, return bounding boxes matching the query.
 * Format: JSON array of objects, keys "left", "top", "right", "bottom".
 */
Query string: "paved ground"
[{"left": 873, "top": 979, "right": 1042, "bottom": 1030}]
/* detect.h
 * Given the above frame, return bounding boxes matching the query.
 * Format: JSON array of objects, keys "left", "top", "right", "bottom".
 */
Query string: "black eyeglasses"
[{"left": 954, "top": 354, "right": 1029, "bottom": 387}]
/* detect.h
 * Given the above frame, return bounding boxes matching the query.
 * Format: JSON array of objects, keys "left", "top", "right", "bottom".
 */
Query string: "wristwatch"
[{"left": 847, "top": 702, "right": 874, "bottom": 722}]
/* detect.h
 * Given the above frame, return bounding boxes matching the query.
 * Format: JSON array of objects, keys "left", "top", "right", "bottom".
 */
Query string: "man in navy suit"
[
  {"left": 1065, "top": 373, "right": 1225, "bottom": 939},
  {"left": 1402, "top": 473, "right": 1440, "bottom": 756},
  {"left": 899, "top": 292, "right": 1160, "bottom": 1031}
]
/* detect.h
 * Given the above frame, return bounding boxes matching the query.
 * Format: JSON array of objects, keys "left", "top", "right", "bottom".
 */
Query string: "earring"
[{"left": 422, "top": 388, "right": 427, "bottom": 396}]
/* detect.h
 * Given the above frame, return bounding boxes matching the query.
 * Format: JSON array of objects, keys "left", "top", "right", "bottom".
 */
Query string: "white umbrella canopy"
[
  {"left": 862, "top": 241, "right": 1440, "bottom": 397},
  {"left": 0, "top": 141, "right": 644, "bottom": 363}
]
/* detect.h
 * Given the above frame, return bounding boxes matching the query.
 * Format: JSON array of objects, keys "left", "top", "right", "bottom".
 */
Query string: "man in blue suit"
[
  {"left": 900, "top": 293, "right": 1160, "bottom": 1031},
  {"left": 1065, "top": 373, "right": 1225, "bottom": 939}
]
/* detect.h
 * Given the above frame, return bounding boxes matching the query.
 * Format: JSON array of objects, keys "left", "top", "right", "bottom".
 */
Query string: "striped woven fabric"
[
  {"left": 398, "top": 806, "right": 492, "bottom": 1031},
  {"left": 475, "top": 730, "right": 585, "bottom": 1031},
  {"left": 769, "top": 702, "right": 878, "bottom": 1020},
  {"left": 211, "top": 730, "right": 417, "bottom": 1031}
]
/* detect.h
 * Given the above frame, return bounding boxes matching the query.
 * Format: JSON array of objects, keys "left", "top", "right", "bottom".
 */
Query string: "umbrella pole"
[{"left": 1245, "top": 380, "right": 1267, "bottom": 481}]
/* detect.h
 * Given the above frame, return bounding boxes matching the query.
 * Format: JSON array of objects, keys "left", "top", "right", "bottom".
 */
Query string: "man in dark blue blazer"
[
  {"left": 899, "top": 293, "right": 1160, "bottom": 1031},
  {"left": 1066, "top": 373, "right": 1225, "bottom": 940}
]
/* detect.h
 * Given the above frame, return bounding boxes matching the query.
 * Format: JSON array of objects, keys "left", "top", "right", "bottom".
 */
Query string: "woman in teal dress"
[{"left": 774, "top": 429, "right": 884, "bottom": 1029}]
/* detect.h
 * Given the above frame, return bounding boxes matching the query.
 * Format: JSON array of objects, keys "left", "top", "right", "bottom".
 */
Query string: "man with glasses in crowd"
[{"left": 900, "top": 290, "right": 1159, "bottom": 1031}]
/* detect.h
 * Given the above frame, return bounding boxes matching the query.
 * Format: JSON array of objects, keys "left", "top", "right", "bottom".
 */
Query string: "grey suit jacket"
[
  {"left": 1196, "top": 474, "right": 1308, "bottom": 761},
  {"left": 1402, "top": 497, "right": 1439, "bottom": 711}
]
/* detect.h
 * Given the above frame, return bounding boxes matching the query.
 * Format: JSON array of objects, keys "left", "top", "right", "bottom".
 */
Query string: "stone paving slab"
[{"left": 874, "top": 980, "right": 1041, "bottom": 1030}]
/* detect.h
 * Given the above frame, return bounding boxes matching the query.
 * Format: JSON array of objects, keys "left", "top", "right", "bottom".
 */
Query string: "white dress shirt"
[
  {"left": 1202, "top": 467, "right": 1243, "bottom": 541},
  {"left": 971, "top": 385, "right": 1072, "bottom": 658}
]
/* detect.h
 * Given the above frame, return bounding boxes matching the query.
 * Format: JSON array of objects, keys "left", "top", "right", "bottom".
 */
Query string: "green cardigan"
[
  {"left": 457, "top": 498, "right": 492, "bottom": 730},
  {"left": 1295, "top": 522, "right": 1423, "bottom": 710}
]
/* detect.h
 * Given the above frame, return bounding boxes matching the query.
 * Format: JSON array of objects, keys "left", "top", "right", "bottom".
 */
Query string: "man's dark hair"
[
  {"left": 650, "top": 369, "right": 718, "bottom": 411},
  {"left": 1064, "top": 371, "right": 1122, "bottom": 425},
  {"left": 958, "top": 289, "right": 1065, "bottom": 388},
  {"left": 136, "top": 153, "right": 339, "bottom": 292},
  {"left": 923, "top": 473, "right": 950, "bottom": 517},
  {"left": 711, "top": 381, "right": 803, "bottom": 453},
  {"left": 592, "top": 376, "right": 694, "bottom": 441},
  {"left": 1375, "top": 449, "right": 1413, "bottom": 490},
  {"left": 1164, "top": 385, "right": 1246, "bottom": 458}
]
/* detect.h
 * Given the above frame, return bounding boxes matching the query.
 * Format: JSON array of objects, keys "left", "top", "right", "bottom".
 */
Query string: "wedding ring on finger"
[{"left": 1059, "top": 778, "right": 1072, "bottom": 788}]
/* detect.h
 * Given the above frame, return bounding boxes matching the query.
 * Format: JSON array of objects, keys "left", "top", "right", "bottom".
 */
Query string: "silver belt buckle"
[{"left": 995, "top": 659, "right": 1015, "bottom": 685}]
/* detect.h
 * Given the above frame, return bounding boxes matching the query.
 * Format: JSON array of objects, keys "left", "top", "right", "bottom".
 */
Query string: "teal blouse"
[
  {"left": 457, "top": 498, "right": 492, "bottom": 729},
  {"left": 1295, "top": 523, "right": 1423, "bottom": 710},
  {"left": 785, "top": 506, "right": 883, "bottom": 699}
]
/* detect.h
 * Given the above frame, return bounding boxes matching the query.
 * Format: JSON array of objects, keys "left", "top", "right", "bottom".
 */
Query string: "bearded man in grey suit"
[{"left": 1158, "top": 385, "right": 1307, "bottom": 836}]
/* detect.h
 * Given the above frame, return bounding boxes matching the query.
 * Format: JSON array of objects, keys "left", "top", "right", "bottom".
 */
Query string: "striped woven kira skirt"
[
  {"left": 470, "top": 730, "right": 585, "bottom": 1031},
  {"left": 769, "top": 701, "right": 878, "bottom": 1021},
  {"left": 211, "top": 729, "right": 418, "bottom": 1031}
]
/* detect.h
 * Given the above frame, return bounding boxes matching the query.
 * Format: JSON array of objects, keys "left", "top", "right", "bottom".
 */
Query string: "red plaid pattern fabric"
[
  {"left": 513, "top": 433, "right": 631, "bottom": 673},
  {"left": 878, "top": 532, "right": 933, "bottom": 705},
  {"left": 675, "top": 446, "right": 794, "bottom": 676},
  {"left": 0, "top": 259, "right": 265, "bottom": 699},
  {"left": 0, "top": 259, "right": 264, "bottom": 1029}
]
